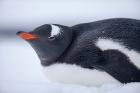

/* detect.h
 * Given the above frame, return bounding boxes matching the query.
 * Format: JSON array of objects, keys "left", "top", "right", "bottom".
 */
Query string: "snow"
[
  {"left": 0, "top": 39, "right": 140, "bottom": 93},
  {"left": 1, "top": 80, "right": 140, "bottom": 93}
]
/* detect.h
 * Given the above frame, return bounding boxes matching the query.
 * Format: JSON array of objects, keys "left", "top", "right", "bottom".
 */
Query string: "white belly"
[{"left": 42, "top": 63, "right": 120, "bottom": 86}]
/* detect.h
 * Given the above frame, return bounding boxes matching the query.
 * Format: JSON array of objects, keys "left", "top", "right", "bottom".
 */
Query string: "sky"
[{"left": 0, "top": 0, "right": 140, "bottom": 37}]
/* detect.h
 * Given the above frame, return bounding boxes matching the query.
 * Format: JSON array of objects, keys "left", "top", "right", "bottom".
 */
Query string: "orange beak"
[{"left": 17, "top": 31, "right": 38, "bottom": 40}]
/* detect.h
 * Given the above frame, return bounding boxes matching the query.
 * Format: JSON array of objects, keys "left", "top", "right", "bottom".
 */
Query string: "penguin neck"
[
  {"left": 57, "top": 32, "right": 77, "bottom": 62},
  {"left": 29, "top": 43, "right": 58, "bottom": 66},
  {"left": 34, "top": 33, "right": 74, "bottom": 66}
]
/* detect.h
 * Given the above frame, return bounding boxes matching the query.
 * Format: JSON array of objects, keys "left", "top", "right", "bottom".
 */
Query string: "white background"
[{"left": 0, "top": 0, "right": 140, "bottom": 32}]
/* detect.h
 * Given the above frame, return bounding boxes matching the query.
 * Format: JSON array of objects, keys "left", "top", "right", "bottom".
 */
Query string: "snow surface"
[{"left": 0, "top": 39, "right": 140, "bottom": 93}]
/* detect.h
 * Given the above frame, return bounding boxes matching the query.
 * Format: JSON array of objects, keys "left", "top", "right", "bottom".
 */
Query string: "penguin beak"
[{"left": 16, "top": 31, "right": 38, "bottom": 40}]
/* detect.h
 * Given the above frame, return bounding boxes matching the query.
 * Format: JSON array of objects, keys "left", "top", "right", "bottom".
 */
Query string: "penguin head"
[{"left": 17, "top": 24, "right": 73, "bottom": 66}]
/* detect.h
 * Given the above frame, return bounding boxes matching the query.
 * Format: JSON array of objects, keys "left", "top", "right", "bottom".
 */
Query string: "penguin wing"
[
  {"left": 95, "top": 38, "right": 140, "bottom": 83},
  {"left": 101, "top": 49, "right": 140, "bottom": 83}
]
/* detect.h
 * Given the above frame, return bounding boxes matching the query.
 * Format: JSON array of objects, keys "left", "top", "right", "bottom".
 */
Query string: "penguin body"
[{"left": 17, "top": 18, "right": 140, "bottom": 86}]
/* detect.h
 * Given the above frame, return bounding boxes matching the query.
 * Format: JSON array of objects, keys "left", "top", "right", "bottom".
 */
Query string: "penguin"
[{"left": 17, "top": 18, "right": 140, "bottom": 86}]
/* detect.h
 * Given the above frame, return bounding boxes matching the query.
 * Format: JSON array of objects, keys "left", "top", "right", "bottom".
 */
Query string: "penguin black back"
[{"left": 58, "top": 18, "right": 140, "bottom": 83}]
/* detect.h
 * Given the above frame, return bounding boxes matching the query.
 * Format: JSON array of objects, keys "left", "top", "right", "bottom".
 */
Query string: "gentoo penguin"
[{"left": 17, "top": 18, "right": 140, "bottom": 86}]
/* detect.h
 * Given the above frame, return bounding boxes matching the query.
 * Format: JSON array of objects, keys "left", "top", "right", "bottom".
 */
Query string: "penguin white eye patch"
[{"left": 50, "top": 25, "right": 61, "bottom": 37}]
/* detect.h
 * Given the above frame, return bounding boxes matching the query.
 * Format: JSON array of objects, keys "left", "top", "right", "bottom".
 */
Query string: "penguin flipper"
[{"left": 101, "top": 49, "right": 140, "bottom": 83}]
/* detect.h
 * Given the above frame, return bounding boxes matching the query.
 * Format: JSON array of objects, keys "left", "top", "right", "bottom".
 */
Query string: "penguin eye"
[{"left": 48, "top": 36, "right": 55, "bottom": 41}]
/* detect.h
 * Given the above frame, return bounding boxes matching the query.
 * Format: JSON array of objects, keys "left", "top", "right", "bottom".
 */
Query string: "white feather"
[
  {"left": 42, "top": 63, "right": 119, "bottom": 86},
  {"left": 96, "top": 38, "right": 140, "bottom": 69},
  {"left": 50, "top": 25, "right": 61, "bottom": 37}
]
